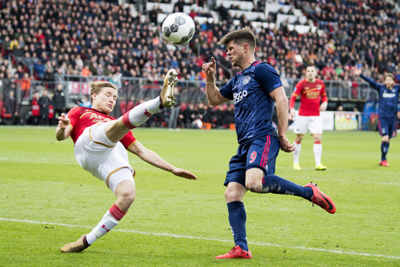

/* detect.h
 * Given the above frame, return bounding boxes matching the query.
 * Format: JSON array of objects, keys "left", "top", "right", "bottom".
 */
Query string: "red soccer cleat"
[
  {"left": 379, "top": 160, "right": 389, "bottom": 167},
  {"left": 215, "top": 245, "right": 252, "bottom": 259},
  {"left": 305, "top": 183, "right": 336, "bottom": 214}
]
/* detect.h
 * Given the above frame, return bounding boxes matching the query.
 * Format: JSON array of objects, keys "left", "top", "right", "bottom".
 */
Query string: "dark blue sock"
[
  {"left": 381, "top": 141, "right": 389, "bottom": 161},
  {"left": 262, "top": 175, "right": 313, "bottom": 200},
  {"left": 227, "top": 201, "right": 248, "bottom": 251}
]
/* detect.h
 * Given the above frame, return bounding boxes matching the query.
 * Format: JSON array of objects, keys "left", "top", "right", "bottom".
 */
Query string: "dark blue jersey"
[
  {"left": 361, "top": 74, "right": 400, "bottom": 118},
  {"left": 220, "top": 61, "right": 282, "bottom": 144}
]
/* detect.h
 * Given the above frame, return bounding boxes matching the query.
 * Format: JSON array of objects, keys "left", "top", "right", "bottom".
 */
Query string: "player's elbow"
[
  {"left": 207, "top": 99, "right": 219, "bottom": 107},
  {"left": 278, "top": 96, "right": 289, "bottom": 106}
]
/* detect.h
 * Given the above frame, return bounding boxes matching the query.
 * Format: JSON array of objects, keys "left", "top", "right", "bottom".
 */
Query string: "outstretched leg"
[
  {"left": 105, "top": 69, "right": 178, "bottom": 143},
  {"left": 245, "top": 168, "right": 335, "bottom": 214}
]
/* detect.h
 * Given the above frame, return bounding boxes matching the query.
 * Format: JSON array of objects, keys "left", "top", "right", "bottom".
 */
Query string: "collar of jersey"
[{"left": 240, "top": 61, "right": 260, "bottom": 75}]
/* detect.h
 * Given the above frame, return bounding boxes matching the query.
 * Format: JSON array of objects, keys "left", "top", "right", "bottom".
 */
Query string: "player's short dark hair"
[{"left": 218, "top": 27, "right": 256, "bottom": 49}]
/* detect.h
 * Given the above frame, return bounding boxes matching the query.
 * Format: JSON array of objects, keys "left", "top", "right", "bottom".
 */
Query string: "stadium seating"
[{"left": 1, "top": 0, "right": 398, "bottom": 127}]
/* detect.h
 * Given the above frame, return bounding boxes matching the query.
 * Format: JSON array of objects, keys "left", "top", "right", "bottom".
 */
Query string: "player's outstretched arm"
[
  {"left": 128, "top": 141, "right": 197, "bottom": 180},
  {"left": 270, "top": 86, "right": 295, "bottom": 153},
  {"left": 56, "top": 113, "right": 72, "bottom": 141},
  {"left": 353, "top": 66, "right": 379, "bottom": 89},
  {"left": 202, "top": 56, "right": 228, "bottom": 106}
]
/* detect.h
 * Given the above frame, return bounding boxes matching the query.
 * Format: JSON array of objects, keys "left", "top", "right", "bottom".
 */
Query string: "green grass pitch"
[{"left": 0, "top": 126, "right": 399, "bottom": 266}]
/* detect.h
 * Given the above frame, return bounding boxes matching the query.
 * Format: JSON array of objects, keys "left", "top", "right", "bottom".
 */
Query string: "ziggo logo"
[{"left": 233, "top": 90, "right": 248, "bottom": 104}]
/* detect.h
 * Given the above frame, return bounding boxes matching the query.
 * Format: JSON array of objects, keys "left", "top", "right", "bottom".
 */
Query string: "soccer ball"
[{"left": 162, "top": 12, "right": 195, "bottom": 45}]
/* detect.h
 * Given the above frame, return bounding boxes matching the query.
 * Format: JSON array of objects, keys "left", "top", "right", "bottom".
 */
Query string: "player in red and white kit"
[
  {"left": 56, "top": 70, "right": 196, "bottom": 253},
  {"left": 289, "top": 66, "right": 328, "bottom": 171}
]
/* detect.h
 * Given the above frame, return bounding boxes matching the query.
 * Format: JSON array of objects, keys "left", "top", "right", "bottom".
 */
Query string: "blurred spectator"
[
  {"left": 5, "top": 90, "right": 18, "bottom": 124},
  {"left": 53, "top": 84, "right": 66, "bottom": 121},
  {"left": 168, "top": 87, "right": 181, "bottom": 130},
  {"left": 79, "top": 95, "right": 92, "bottom": 108},
  {"left": 38, "top": 89, "right": 51, "bottom": 125},
  {"left": 30, "top": 91, "right": 40, "bottom": 125}
]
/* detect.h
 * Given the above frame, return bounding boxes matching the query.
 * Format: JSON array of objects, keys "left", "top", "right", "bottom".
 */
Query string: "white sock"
[
  {"left": 86, "top": 211, "right": 118, "bottom": 245},
  {"left": 313, "top": 143, "right": 322, "bottom": 166},
  {"left": 122, "top": 97, "right": 161, "bottom": 128},
  {"left": 293, "top": 142, "right": 301, "bottom": 164}
]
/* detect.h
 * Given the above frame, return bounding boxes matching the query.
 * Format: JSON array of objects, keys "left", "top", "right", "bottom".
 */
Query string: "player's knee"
[
  {"left": 313, "top": 134, "right": 322, "bottom": 142},
  {"left": 224, "top": 189, "right": 235, "bottom": 201},
  {"left": 245, "top": 180, "right": 258, "bottom": 192},
  {"left": 122, "top": 190, "right": 136, "bottom": 205},
  {"left": 118, "top": 189, "right": 136, "bottom": 210},
  {"left": 296, "top": 135, "right": 304, "bottom": 142}
]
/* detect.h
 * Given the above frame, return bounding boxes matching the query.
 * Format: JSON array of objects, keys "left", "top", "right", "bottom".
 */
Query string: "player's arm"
[
  {"left": 127, "top": 140, "right": 197, "bottom": 180},
  {"left": 202, "top": 56, "right": 228, "bottom": 106},
  {"left": 289, "top": 92, "right": 298, "bottom": 119},
  {"left": 353, "top": 67, "right": 379, "bottom": 89},
  {"left": 289, "top": 82, "right": 302, "bottom": 119},
  {"left": 320, "top": 82, "right": 328, "bottom": 111},
  {"left": 269, "top": 86, "right": 295, "bottom": 153},
  {"left": 56, "top": 113, "right": 72, "bottom": 141}
]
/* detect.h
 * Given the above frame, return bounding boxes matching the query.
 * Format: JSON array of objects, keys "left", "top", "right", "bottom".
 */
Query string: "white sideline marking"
[{"left": 1, "top": 217, "right": 399, "bottom": 260}]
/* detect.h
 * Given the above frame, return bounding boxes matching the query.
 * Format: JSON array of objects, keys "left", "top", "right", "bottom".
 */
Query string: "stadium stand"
[{"left": 0, "top": 0, "right": 398, "bottom": 127}]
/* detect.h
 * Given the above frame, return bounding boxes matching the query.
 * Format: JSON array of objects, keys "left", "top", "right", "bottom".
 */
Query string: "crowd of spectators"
[{"left": 0, "top": 0, "right": 399, "bottom": 127}]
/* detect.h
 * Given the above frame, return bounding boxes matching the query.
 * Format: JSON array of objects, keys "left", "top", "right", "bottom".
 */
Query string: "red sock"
[{"left": 109, "top": 204, "right": 126, "bottom": 221}]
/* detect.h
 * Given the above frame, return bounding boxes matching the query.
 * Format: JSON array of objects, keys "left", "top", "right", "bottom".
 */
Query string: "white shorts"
[
  {"left": 293, "top": 115, "right": 323, "bottom": 134},
  {"left": 74, "top": 123, "right": 135, "bottom": 193}
]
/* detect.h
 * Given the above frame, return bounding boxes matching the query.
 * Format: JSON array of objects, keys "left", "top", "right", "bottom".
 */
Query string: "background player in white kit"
[
  {"left": 289, "top": 66, "right": 328, "bottom": 171},
  {"left": 56, "top": 70, "right": 196, "bottom": 253}
]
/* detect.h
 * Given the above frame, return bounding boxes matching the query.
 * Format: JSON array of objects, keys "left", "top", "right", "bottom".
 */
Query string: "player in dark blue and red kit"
[
  {"left": 354, "top": 67, "right": 400, "bottom": 166},
  {"left": 202, "top": 28, "right": 336, "bottom": 259}
]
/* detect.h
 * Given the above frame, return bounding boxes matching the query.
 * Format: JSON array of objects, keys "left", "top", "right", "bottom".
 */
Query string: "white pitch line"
[{"left": 1, "top": 217, "right": 399, "bottom": 260}]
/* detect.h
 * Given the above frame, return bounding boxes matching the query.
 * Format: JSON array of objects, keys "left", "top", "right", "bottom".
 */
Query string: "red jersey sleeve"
[
  {"left": 120, "top": 131, "right": 137, "bottom": 149},
  {"left": 66, "top": 107, "right": 81, "bottom": 129},
  {"left": 289, "top": 80, "right": 304, "bottom": 109},
  {"left": 320, "top": 81, "right": 328, "bottom": 102}
]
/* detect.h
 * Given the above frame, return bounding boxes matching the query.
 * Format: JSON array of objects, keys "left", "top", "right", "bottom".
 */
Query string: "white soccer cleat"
[{"left": 160, "top": 69, "right": 177, "bottom": 108}]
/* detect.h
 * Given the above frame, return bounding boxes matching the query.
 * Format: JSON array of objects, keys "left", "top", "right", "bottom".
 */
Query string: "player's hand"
[
  {"left": 172, "top": 168, "right": 197, "bottom": 180},
  {"left": 353, "top": 66, "right": 362, "bottom": 76},
  {"left": 397, "top": 111, "right": 400, "bottom": 120},
  {"left": 289, "top": 109, "right": 296, "bottom": 120},
  {"left": 202, "top": 56, "right": 216, "bottom": 76},
  {"left": 278, "top": 135, "right": 295, "bottom": 153},
  {"left": 320, "top": 102, "right": 328, "bottom": 112},
  {"left": 57, "top": 113, "right": 70, "bottom": 129}
]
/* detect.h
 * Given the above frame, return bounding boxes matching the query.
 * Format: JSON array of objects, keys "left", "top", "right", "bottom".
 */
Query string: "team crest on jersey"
[
  {"left": 242, "top": 76, "right": 251, "bottom": 85},
  {"left": 317, "top": 85, "right": 322, "bottom": 89}
]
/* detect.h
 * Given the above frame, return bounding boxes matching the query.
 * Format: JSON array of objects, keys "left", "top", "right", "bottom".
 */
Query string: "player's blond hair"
[
  {"left": 89, "top": 81, "right": 118, "bottom": 103},
  {"left": 218, "top": 27, "right": 256, "bottom": 49},
  {"left": 383, "top": 73, "right": 394, "bottom": 81}
]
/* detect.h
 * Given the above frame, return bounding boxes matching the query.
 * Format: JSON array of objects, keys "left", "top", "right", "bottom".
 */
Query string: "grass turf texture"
[{"left": 0, "top": 126, "right": 399, "bottom": 266}]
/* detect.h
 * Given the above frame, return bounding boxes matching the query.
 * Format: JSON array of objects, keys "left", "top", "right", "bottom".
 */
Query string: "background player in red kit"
[
  {"left": 56, "top": 70, "right": 196, "bottom": 253},
  {"left": 289, "top": 66, "right": 328, "bottom": 170}
]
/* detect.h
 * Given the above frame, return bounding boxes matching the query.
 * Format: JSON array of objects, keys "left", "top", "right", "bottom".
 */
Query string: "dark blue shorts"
[
  {"left": 379, "top": 117, "right": 397, "bottom": 138},
  {"left": 224, "top": 135, "right": 280, "bottom": 187}
]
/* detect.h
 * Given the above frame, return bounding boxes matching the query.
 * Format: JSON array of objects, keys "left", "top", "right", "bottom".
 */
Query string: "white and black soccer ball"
[{"left": 162, "top": 12, "right": 195, "bottom": 45}]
